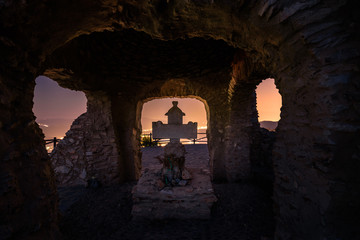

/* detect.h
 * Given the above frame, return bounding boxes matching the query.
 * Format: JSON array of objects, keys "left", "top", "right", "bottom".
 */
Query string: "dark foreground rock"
[{"left": 59, "top": 181, "right": 274, "bottom": 240}]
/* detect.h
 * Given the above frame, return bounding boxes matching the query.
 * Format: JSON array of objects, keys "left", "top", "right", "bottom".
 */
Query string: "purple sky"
[
  {"left": 33, "top": 76, "right": 87, "bottom": 120},
  {"left": 32, "top": 76, "right": 208, "bottom": 138}
]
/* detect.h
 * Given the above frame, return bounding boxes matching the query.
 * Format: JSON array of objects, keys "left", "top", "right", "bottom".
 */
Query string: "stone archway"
[
  {"left": 137, "top": 95, "right": 211, "bottom": 174},
  {"left": 1, "top": 1, "right": 359, "bottom": 239}
]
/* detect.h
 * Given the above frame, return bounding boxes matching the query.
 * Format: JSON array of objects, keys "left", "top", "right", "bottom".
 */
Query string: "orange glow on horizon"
[
  {"left": 141, "top": 80, "right": 282, "bottom": 133},
  {"left": 141, "top": 98, "right": 207, "bottom": 131}
]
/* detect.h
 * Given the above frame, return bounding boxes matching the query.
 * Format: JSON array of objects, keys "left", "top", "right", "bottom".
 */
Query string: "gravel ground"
[
  {"left": 59, "top": 145, "right": 274, "bottom": 240},
  {"left": 141, "top": 144, "right": 210, "bottom": 170}
]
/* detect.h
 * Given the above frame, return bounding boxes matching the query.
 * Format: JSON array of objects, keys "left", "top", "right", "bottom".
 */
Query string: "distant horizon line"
[
  {"left": 37, "top": 118, "right": 279, "bottom": 122},
  {"left": 142, "top": 120, "right": 279, "bottom": 132}
]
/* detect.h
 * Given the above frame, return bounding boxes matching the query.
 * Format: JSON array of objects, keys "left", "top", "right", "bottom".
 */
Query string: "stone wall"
[
  {"left": 272, "top": 56, "right": 360, "bottom": 239},
  {"left": 0, "top": 1, "right": 358, "bottom": 239},
  {"left": 51, "top": 92, "right": 120, "bottom": 187},
  {"left": 0, "top": 71, "right": 59, "bottom": 239},
  {"left": 111, "top": 95, "right": 143, "bottom": 182},
  {"left": 251, "top": 128, "right": 276, "bottom": 187}
]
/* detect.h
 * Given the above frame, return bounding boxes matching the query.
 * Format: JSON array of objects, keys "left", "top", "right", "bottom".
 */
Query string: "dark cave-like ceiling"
[{"left": 44, "top": 29, "right": 237, "bottom": 92}]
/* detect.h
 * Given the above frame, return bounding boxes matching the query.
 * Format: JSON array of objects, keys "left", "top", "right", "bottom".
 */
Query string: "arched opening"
[
  {"left": 33, "top": 75, "right": 89, "bottom": 214},
  {"left": 249, "top": 78, "right": 282, "bottom": 193},
  {"left": 33, "top": 75, "right": 87, "bottom": 152},
  {"left": 141, "top": 97, "right": 208, "bottom": 144},
  {"left": 140, "top": 97, "right": 209, "bottom": 172},
  {"left": 255, "top": 78, "right": 282, "bottom": 131}
]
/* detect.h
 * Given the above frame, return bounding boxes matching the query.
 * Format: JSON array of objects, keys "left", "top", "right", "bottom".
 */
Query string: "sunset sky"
[
  {"left": 33, "top": 76, "right": 281, "bottom": 139},
  {"left": 33, "top": 76, "right": 87, "bottom": 120},
  {"left": 255, "top": 78, "right": 282, "bottom": 122},
  {"left": 141, "top": 98, "right": 207, "bottom": 131}
]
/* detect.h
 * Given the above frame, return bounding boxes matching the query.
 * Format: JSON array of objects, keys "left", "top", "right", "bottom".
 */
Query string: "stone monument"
[
  {"left": 132, "top": 101, "right": 217, "bottom": 220},
  {"left": 152, "top": 101, "right": 197, "bottom": 185}
]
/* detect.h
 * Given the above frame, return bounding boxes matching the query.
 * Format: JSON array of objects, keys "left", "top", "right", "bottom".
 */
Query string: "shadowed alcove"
[{"left": 1, "top": 1, "right": 358, "bottom": 239}]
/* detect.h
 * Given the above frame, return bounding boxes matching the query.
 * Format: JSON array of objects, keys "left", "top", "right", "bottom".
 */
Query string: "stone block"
[
  {"left": 164, "top": 142, "right": 186, "bottom": 158},
  {"left": 152, "top": 121, "right": 197, "bottom": 139},
  {"left": 132, "top": 168, "right": 217, "bottom": 220},
  {"left": 55, "top": 166, "right": 70, "bottom": 174},
  {"left": 79, "top": 169, "right": 87, "bottom": 179},
  {"left": 182, "top": 167, "right": 192, "bottom": 180}
]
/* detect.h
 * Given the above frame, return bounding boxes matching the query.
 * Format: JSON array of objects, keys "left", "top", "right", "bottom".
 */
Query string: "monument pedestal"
[
  {"left": 132, "top": 101, "right": 215, "bottom": 219},
  {"left": 131, "top": 168, "right": 217, "bottom": 220}
]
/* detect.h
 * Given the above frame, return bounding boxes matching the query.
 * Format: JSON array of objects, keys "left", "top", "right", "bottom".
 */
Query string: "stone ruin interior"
[{"left": 0, "top": 1, "right": 359, "bottom": 239}]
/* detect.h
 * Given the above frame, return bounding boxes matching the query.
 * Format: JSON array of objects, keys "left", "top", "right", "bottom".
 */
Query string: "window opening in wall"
[
  {"left": 33, "top": 76, "right": 87, "bottom": 152},
  {"left": 256, "top": 78, "right": 282, "bottom": 131}
]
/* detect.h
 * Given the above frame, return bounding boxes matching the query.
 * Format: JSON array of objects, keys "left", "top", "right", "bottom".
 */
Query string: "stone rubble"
[
  {"left": 50, "top": 93, "right": 120, "bottom": 187},
  {"left": 132, "top": 168, "right": 217, "bottom": 220}
]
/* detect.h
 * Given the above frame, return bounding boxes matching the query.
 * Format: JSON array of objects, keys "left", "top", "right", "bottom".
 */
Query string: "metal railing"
[
  {"left": 45, "top": 131, "right": 206, "bottom": 151},
  {"left": 45, "top": 137, "right": 59, "bottom": 149},
  {"left": 141, "top": 132, "right": 207, "bottom": 146}
]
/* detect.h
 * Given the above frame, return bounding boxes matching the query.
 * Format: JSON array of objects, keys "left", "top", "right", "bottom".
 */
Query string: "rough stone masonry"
[
  {"left": 0, "top": 1, "right": 359, "bottom": 239},
  {"left": 51, "top": 92, "right": 120, "bottom": 186}
]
